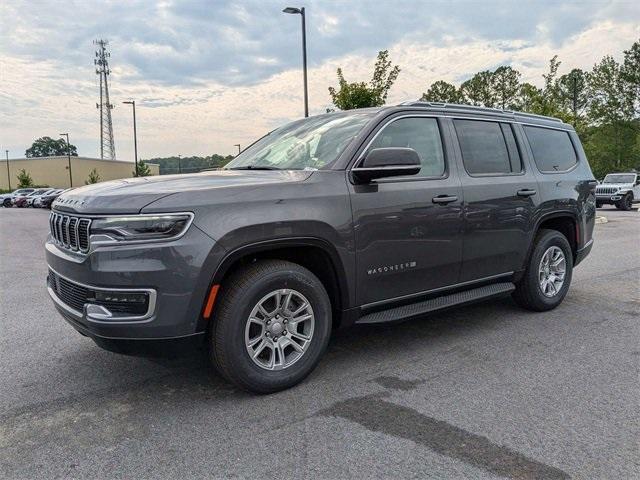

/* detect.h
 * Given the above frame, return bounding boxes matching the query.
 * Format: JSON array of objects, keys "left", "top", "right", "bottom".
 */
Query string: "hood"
[
  {"left": 596, "top": 183, "right": 632, "bottom": 190},
  {"left": 52, "top": 169, "right": 313, "bottom": 214}
]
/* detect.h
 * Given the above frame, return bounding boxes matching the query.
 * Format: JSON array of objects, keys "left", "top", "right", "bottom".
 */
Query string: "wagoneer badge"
[{"left": 367, "top": 261, "right": 417, "bottom": 275}]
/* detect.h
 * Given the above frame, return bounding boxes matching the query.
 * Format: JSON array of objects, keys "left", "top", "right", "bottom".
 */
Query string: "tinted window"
[
  {"left": 454, "top": 120, "right": 512, "bottom": 175},
  {"left": 500, "top": 124, "right": 522, "bottom": 173},
  {"left": 369, "top": 117, "right": 445, "bottom": 177},
  {"left": 524, "top": 126, "right": 577, "bottom": 172}
]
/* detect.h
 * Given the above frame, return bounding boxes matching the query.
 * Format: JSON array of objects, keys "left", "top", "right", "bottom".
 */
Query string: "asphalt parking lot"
[{"left": 1, "top": 207, "right": 638, "bottom": 479}]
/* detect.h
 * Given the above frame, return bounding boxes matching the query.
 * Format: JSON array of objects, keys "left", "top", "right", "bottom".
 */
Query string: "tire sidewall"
[
  {"left": 216, "top": 267, "right": 331, "bottom": 392},
  {"left": 528, "top": 231, "right": 573, "bottom": 308}
]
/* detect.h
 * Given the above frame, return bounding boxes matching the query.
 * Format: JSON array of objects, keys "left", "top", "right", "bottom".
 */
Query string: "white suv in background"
[{"left": 595, "top": 173, "right": 640, "bottom": 210}]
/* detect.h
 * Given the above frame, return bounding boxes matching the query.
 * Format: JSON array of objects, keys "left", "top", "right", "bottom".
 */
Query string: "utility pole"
[
  {"left": 60, "top": 133, "right": 73, "bottom": 187},
  {"left": 94, "top": 39, "right": 116, "bottom": 160},
  {"left": 283, "top": 7, "right": 309, "bottom": 117},
  {"left": 234, "top": 144, "right": 241, "bottom": 155},
  {"left": 5, "top": 150, "right": 10, "bottom": 191},
  {"left": 178, "top": 154, "right": 182, "bottom": 174},
  {"left": 123, "top": 100, "right": 138, "bottom": 176}
]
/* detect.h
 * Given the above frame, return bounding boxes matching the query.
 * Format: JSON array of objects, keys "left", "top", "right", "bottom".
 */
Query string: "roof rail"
[{"left": 400, "top": 101, "right": 563, "bottom": 123}]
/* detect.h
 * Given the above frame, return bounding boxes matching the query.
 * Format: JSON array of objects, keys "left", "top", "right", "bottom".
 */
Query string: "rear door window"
[
  {"left": 523, "top": 126, "right": 577, "bottom": 172},
  {"left": 454, "top": 119, "right": 520, "bottom": 175}
]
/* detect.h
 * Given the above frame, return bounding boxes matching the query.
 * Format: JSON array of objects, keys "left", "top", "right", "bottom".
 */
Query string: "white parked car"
[
  {"left": 27, "top": 189, "right": 57, "bottom": 207},
  {"left": 0, "top": 188, "right": 36, "bottom": 207},
  {"left": 595, "top": 173, "right": 640, "bottom": 210}
]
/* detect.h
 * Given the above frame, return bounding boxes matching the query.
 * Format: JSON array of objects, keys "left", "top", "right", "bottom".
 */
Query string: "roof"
[{"left": 391, "top": 101, "right": 568, "bottom": 129}]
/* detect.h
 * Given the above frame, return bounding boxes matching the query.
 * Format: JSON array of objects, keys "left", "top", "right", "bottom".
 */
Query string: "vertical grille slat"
[
  {"left": 61, "top": 216, "right": 69, "bottom": 246},
  {"left": 49, "top": 213, "right": 91, "bottom": 253},
  {"left": 68, "top": 217, "right": 78, "bottom": 250}
]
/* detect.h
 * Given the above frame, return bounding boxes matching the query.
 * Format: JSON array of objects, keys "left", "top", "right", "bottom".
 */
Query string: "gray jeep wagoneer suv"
[{"left": 46, "top": 102, "right": 596, "bottom": 393}]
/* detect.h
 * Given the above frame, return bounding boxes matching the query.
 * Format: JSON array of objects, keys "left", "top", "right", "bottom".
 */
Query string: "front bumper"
[
  {"left": 596, "top": 193, "right": 623, "bottom": 204},
  {"left": 46, "top": 221, "right": 226, "bottom": 343}
]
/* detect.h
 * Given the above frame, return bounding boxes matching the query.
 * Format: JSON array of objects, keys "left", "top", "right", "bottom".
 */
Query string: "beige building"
[{"left": 1, "top": 156, "right": 159, "bottom": 190}]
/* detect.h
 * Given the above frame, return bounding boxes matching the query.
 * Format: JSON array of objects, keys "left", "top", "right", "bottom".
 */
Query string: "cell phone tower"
[{"left": 94, "top": 39, "right": 116, "bottom": 160}]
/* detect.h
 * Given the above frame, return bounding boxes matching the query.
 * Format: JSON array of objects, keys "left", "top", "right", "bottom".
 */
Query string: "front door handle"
[
  {"left": 517, "top": 189, "right": 537, "bottom": 197},
  {"left": 432, "top": 195, "right": 458, "bottom": 205}
]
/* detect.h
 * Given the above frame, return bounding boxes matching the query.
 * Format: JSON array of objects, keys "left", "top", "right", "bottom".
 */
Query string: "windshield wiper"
[{"left": 228, "top": 166, "right": 281, "bottom": 170}]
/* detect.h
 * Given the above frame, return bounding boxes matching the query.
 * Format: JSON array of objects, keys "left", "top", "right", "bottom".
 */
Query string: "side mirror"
[{"left": 351, "top": 147, "right": 421, "bottom": 184}]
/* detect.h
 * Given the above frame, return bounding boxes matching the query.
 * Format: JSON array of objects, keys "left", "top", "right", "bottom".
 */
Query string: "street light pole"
[
  {"left": 5, "top": 150, "right": 10, "bottom": 191},
  {"left": 234, "top": 144, "right": 241, "bottom": 155},
  {"left": 60, "top": 133, "right": 72, "bottom": 187},
  {"left": 283, "top": 6, "right": 309, "bottom": 117},
  {"left": 123, "top": 100, "right": 138, "bottom": 177},
  {"left": 178, "top": 154, "right": 182, "bottom": 174}
]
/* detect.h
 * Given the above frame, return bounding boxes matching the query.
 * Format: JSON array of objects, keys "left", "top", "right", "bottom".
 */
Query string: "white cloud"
[{"left": 0, "top": 2, "right": 638, "bottom": 161}]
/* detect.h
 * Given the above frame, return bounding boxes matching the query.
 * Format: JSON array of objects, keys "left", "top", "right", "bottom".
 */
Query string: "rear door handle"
[
  {"left": 517, "top": 189, "right": 537, "bottom": 197},
  {"left": 432, "top": 195, "right": 458, "bottom": 204}
]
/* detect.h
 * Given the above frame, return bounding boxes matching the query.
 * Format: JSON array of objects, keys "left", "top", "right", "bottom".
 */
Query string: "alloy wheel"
[
  {"left": 244, "top": 288, "right": 315, "bottom": 370},
  {"left": 538, "top": 246, "right": 566, "bottom": 297}
]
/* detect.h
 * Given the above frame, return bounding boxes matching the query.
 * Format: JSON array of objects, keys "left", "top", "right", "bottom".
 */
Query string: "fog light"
[{"left": 93, "top": 291, "right": 147, "bottom": 304}]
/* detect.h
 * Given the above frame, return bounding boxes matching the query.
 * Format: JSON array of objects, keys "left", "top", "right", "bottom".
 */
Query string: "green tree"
[
  {"left": 26, "top": 136, "right": 78, "bottom": 158},
  {"left": 420, "top": 80, "right": 462, "bottom": 103},
  {"left": 622, "top": 40, "right": 640, "bottom": 114},
  {"left": 328, "top": 50, "right": 400, "bottom": 110},
  {"left": 460, "top": 71, "right": 496, "bottom": 107},
  {"left": 587, "top": 55, "right": 637, "bottom": 170},
  {"left": 133, "top": 160, "right": 152, "bottom": 177},
  {"left": 492, "top": 66, "right": 521, "bottom": 110},
  {"left": 85, "top": 168, "right": 101, "bottom": 185},
  {"left": 515, "top": 82, "right": 543, "bottom": 112},
  {"left": 16, "top": 169, "right": 34, "bottom": 188},
  {"left": 533, "top": 56, "right": 564, "bottom": 117},
  {"left": 558, "top": 69, "right": 589, "bottom": 128}
]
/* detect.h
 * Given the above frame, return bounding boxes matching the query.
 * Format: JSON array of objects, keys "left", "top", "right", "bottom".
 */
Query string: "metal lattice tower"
[{"left": 94, "top": 39, "right": 116, "bottom": 160}]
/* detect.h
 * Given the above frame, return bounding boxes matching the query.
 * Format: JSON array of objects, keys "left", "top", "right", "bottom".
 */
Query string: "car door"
[
  {"left": 348, "top": 115, "right": 464, "bottom": 306},
  {"left": 450, "top": 117, "right": 540, "bottom": 282}
]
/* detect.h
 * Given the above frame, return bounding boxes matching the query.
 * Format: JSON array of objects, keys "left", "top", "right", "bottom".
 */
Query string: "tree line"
[{"left": 328, "top": 40, "right": 640, "bottom": 179}]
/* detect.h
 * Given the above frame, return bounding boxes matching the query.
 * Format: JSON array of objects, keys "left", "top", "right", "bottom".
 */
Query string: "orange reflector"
[{"left": 203, "top": 284, "right": 220, "bottom": 319}]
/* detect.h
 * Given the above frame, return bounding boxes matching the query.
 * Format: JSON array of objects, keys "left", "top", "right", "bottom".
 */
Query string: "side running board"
[{"left": 356, "top": 282, "right": 515, "bottom": 325}]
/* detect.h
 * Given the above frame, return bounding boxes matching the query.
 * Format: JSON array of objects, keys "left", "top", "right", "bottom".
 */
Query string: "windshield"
[
  {"left": 224, "top": 111, "right": 375, "bottom": 171},
  {"left": 603, "top": 174, "right": 635, "bottom": 184}
]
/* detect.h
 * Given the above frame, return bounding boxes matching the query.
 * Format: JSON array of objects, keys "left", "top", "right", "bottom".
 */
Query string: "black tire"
[
  {"left": 513, "top": 229, "right": 573, "bottom": 312},
  {"left": 595, "top": 201, "right": 602, "bottom": 208},
  {"left": 210, "top": 259, "right": 332, "bottom": 394},
  {"left": 616, "top": 193, "right": 633, "bottom": 211},
  {"left": 3, "top": 198, "right": 11, "bottom": 208}
]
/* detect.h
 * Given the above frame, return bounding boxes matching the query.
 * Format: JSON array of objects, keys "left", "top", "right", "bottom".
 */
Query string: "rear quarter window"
[{"left": 523, "top": 126, "right": 577, "bottom": 173}]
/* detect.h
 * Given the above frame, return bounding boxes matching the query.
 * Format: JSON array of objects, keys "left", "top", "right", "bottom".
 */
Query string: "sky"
[{"left": 1, "top": 0, "right": 639, "bottom": 161}]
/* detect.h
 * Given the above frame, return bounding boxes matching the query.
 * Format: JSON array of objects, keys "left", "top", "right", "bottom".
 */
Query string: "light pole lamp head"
[
  {"left": 283, "top": 7, "right": 302, "bottom": 14},
  {"left": 123, "top": 100, "right": 134, "bottom": 105}
]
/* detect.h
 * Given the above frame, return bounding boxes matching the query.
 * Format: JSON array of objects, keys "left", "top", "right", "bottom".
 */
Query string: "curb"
[{"left": 595, "top": 216, "right": 608, "bottom": 224}]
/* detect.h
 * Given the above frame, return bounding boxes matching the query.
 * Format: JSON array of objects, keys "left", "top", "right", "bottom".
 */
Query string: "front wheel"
[
  {"left": 513, "top": 229, "right": 573, "bottom": 312},
  {"left": 210, "top": 260, "right": 332, "bottom": 393},
  {"left": 3, "top": 198, "right": 12, "bottom": 208},
  {"left": 616, "top": 194, "right": 633, "bottom": 211}
]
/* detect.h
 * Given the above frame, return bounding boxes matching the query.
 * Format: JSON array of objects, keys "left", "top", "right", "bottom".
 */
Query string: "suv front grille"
[
  {"left": 49, "top": 212, "right": 91, "bottom": 252},
  {"left": 596, "top": 187, "right": 618, "bottom": 195}
]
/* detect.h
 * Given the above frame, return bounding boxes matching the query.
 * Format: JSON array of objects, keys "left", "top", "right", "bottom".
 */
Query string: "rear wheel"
[
  {"left": 513, "top": 229, "right": 573, "bottom": 312},
  {"left": 3, "top": 198, "right": 12, "bottom": 208},
  {"left": 210, "top": 260, "right": 331, "bottom": 393}
]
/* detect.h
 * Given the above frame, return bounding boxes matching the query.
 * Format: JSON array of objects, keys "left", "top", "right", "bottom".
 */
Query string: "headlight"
[{"left": 90, "top": 213, "right": 193, "bottom": 244}]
